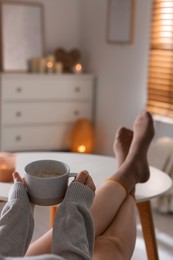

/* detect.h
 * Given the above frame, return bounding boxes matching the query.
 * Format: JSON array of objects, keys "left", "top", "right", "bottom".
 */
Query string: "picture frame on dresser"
[{"left": 0, "top": 1, "right": 45, "bottom": 72}]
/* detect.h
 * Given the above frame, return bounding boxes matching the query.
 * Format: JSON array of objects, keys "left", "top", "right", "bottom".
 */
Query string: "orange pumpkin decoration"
[{"left": 70, "top": 118, "right": 95, "bottom": 153}]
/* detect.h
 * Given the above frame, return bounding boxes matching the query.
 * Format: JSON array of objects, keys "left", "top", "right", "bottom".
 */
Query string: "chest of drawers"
[{"left": 0, "top": 73, "right": 95, "bottom": 151}]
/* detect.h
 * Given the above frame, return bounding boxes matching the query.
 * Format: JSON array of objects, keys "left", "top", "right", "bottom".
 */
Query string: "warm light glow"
[
  {"left": 161, "top": 2, "right": 173, "bottom": 8},
  {"left": 0, "top": 163, "right": 8, "bottom": 170},
  {"left": 47, "top": 61, "right": 53, "bottom": 68},
  {"left": 77, "top": 145, "right": 86, "bottom": 153},
  {"left": 75, "top": 63, "right": 82, "bottom": 73},
  {"left": 161, "top": 8, "right": 173, "bottom": 14},
  {"left": 160, "top": 13, "right": 173, "bottom": 19},
  {"left": 160, "top": 20, "right": 173, "bottom": 26},
  {"left": 70, "top": 119, "right": 95, "bottom": 154},
  {"left": 160, "top": 25, "right": 173, "bottom": 31},
  {"left": 0, "top": 153, "right": 16, "bottom": 182},
  {"left": 159, "top": 32, "right": 172, "bottom": 37}
]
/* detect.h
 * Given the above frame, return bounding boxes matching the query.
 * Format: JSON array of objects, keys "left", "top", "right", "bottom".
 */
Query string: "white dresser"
[{"left": 0, "top": 73, "right": 95, "bottom": 152}]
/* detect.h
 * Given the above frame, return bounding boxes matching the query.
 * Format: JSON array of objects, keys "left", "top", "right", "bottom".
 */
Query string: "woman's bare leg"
[
  {"left": 93, "top": 129, "right": 135, "bottom": 260},
  {"left": 26, "top": 229, "right": 52, "bottom": 256},
  {"left": 93, "top": 196, "right": 136, "bottom": 260},
  {"left": 91, "top": 112, "right": 154, "bottom": 236},
  {"left": 93, "top": 112, "right": 154, "bottom": 259}
]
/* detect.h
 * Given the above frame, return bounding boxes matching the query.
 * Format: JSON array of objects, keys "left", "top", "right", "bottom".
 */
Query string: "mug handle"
[{"left": 68, "top": 172, "right": 78, "bottom": 179}]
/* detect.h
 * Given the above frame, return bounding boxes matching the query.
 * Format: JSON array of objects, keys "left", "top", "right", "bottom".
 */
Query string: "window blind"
[{"left": 147, "top": 0, "right": 173, "bottom": 120}]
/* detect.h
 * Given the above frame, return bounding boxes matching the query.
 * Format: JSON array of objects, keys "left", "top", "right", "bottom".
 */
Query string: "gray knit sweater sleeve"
[
  {"left": 0, "top": 181, "right": 95, "bottom": 260},
  {"left": 0, "top": 182, "right": 34, "bottom": 256},
  {"left": 52, "top": 182, "right": 95, "bottom": 260}
]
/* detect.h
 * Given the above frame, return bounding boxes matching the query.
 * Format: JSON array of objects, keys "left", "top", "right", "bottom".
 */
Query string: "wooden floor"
[{"left": 0, "top": 202, "right": 173, "bottom": 259}]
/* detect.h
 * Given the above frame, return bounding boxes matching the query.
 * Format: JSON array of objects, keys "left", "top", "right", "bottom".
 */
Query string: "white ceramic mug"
[{"left": 24, "top": 160, "right": 77, "bottom": 206}]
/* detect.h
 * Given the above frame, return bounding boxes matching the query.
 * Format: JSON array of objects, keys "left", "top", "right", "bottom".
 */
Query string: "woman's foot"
[
  {"left": 113, "top": 127, "right": 133, "bottom": 168},
  {"left": 128, "top": 111, "right": 155, "bottom": 183},
  {"left": 110, "top": 112, "right": 155, "bottom": 193}
]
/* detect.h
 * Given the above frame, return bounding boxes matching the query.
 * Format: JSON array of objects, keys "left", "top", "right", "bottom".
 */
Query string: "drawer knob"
[
  {"left": 16, "top": 111, "right": 22, "bottom": 117},
  {"left": 75, "top": 87, "right": 80, "bottom": 92},
  {"left": 15, "top": 135, "right": 22, "bottom": 142},
  {"left": 16, "top": 87, "right": 22, "bottom": 93}
]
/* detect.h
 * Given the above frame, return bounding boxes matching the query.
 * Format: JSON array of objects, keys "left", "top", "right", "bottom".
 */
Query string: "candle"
[
  {"left": 73, "top": 63, "right": 83, "bottom": 74},
  {"left": 54, "top": 62, "right": 63, "bottom": 73},
  {"left": 38, "top": 58, "right": 46, "bottom": 73},
  {"left": 31, "top": 58, "right": 40, "bottom": 73},
  {"left": 0, "top": 153, "right": 16, "bottom": 182},
  {"left": 77, "top": 145, "right": 86, "bottom": 153},
  {"left": 46, "top": 55, "right": 55, "bottom": 73}
]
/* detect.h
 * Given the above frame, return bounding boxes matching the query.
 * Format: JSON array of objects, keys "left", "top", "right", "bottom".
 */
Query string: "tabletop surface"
[{"left": 0, "top": 152, "right": 172, "bottom": 203}]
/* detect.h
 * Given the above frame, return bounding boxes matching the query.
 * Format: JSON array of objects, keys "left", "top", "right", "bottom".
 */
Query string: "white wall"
[
  {"left": 40, "top": 0, "right": 81, "bottom": 53},
  {"left": 17, "top": 0, "right": 81, "bottom": 53},
  {"left": 80, "top": 0, "right": 153, "bottom": 155}
]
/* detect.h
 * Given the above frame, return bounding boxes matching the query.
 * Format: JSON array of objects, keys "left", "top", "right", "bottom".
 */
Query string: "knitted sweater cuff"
[
  {"left": 8, "top": 182, "right": 29, "bottom": 202},
  {"left": 64, "top": 182, "right": 95, "bottom": 208}
]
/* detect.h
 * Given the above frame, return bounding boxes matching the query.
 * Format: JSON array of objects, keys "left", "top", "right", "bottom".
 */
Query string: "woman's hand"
[
  {"left": 12, "top": 171, "right": 25, "bottom": 185},
  {"left": 75, "top": 170, "right": 96, "bottom": 193}
]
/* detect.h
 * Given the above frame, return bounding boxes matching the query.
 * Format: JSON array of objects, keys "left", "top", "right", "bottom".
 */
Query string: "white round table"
[
  {"left": 0, "top": 152, "right": 172, "bottom": 260},
  {"left": 0, "top": 152, "right": 172, "bottom": 202}
]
